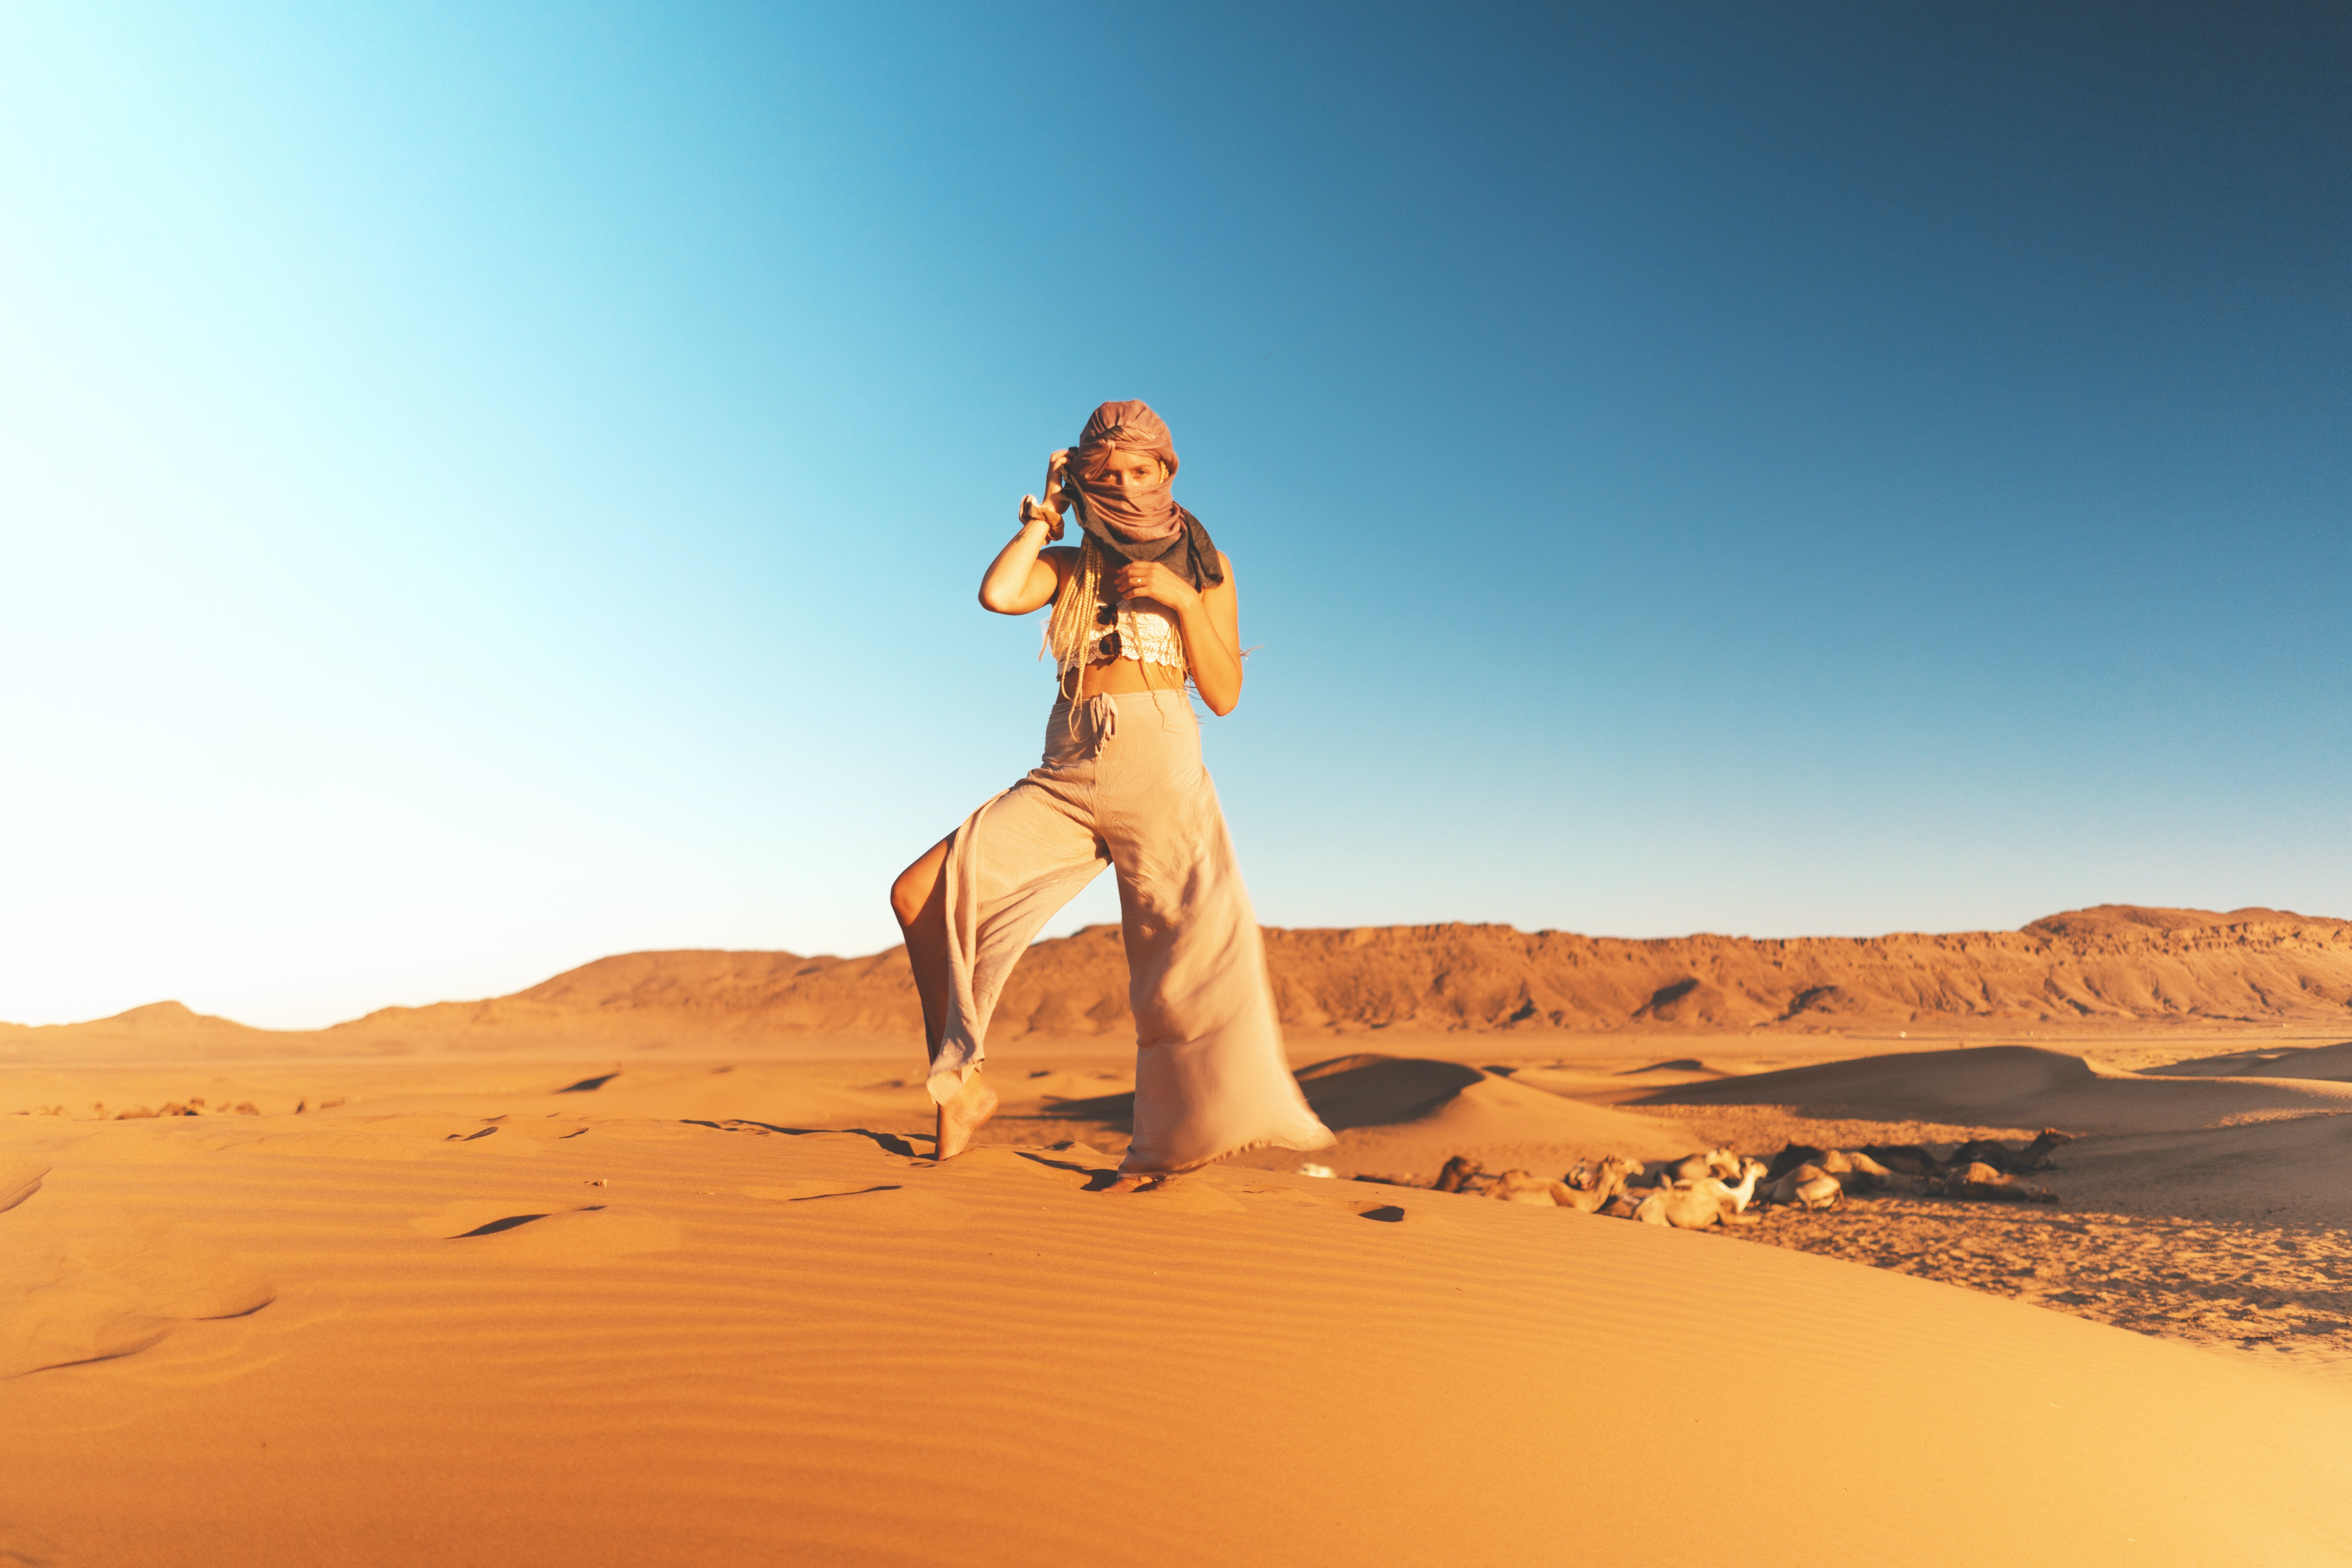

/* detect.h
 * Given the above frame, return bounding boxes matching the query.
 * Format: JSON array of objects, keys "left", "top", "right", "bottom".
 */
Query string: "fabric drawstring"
[{"left": 1079, "top": 693, "right": 1120, "bottom": 757}]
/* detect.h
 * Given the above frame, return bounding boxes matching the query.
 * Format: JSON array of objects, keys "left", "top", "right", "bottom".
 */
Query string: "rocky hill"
[
  {"left": 8, "top": 905, "right": 2345, "bottom": 1060},
  {"left": 329, "top": 902, "right": 2352, "bottom": 1048}
]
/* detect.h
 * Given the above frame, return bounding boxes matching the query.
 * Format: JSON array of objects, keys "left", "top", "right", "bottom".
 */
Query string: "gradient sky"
[{"left": 4, "top": 2, "right": 2346, "bottom": 1027}]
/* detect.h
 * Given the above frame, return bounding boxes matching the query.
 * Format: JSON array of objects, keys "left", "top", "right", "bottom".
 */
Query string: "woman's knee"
[
  {"left": 889, "top": 864, "right": 927, "bottom": 929},
  {"left": 891, "top": 838, "right": 949, "bottom": 930}
]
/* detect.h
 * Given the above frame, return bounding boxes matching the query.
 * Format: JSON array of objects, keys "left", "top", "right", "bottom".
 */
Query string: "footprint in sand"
[
  {"left": 741, "top": 1180, "right": 975, "bottom": 1228},
  {"left": 914, "top": 1147, "right": 1098, "bottom": 1183},
  {"left": 0, "top": 1158, "right": 49, "bottom": 1216},
  {"left": 740, "top": 1179, "right": 900, "bottom": 1201},
  {"left": 410, "top": 1201, "right": 681, "bottom": 1261}
]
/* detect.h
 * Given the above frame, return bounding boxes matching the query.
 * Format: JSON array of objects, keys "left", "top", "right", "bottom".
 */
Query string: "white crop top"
[{"left": 1113, "top": 600, "right": 1184, "bottom": 670}]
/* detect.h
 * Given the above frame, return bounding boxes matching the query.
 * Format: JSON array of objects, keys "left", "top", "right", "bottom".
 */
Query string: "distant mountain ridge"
[{"left": 5, "top": 905, "right": 2346, "bottom": 1061}]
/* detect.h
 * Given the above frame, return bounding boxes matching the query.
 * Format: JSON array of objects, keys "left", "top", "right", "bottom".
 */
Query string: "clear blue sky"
[{"left": 3, "top": 2, "right": 2345, "bottom": 1027}]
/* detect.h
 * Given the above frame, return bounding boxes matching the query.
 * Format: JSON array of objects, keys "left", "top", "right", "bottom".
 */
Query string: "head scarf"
[
  {"left": 1068, "top": 400, "right": 1183, "bottom": 544},
  {"left": 1065, "top": 399, "right": 1223, "bottom": 590}
]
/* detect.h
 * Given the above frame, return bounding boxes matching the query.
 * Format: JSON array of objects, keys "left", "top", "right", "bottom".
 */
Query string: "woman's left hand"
[{"left": 1113, "top": 560, "right": 1198, "bottom": 613}]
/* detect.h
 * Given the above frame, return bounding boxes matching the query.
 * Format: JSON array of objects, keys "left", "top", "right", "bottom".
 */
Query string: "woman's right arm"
[
  {"left": 978, "top": 450, "right": 1076, "bottom": 615},
  {"left": 978, "top": 518, "right": 1073, "bottom": 614}
]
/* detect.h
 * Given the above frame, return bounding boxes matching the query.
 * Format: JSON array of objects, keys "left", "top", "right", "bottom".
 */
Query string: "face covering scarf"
[{"left": 1063, "top": 400, "right": 1223, "bottom": 590}]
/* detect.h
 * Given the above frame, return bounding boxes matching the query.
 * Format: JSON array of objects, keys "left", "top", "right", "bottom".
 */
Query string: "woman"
[{"left": 888, "top": 400, "right": 1334, "bottom": 1187}]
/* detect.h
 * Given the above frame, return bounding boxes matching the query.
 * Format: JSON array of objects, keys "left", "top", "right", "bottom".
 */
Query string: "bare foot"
[
  {"left": 1099, "top": 1173, "right": 1166, "bottom": 1194},
  {"left": 933, "top": 1073, "right": 998, "bottom": 1161}
]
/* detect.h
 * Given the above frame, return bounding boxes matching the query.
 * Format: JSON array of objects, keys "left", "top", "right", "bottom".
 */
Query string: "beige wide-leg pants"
[{"left": 930, "top": 689, "right": 1334, "bottom": 1175}]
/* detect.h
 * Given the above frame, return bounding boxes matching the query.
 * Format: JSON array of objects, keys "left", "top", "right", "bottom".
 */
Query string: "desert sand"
[{"left": 6, "top": 905, "right": 2351, "bottom": 1565}]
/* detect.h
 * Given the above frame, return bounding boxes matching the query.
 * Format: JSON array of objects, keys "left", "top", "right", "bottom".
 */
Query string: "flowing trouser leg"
[
  {"left": 1097, "top": 692, "right": 1334, "bottom": 1174},
  {"left": 930, "top": 756, "right": 1109, "bottom": 1107}
]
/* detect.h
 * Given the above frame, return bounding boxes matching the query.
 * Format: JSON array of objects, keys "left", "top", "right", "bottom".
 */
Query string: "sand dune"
[
  {"left": 1633, "top": 1042, "right": 2352, "bottom": 1133},
  {"left": 1005, "top": 1051, "right": 1701, "bottom": 1185},
  {"left": 1272, "top": 1056, "right": 1700, "bottom": 1180},
  {"left": 2152, "top": 1038, "right": 2352, "bottom": 1080},
  {"left": 2040, "top": 1109, "right": 2352, "bottom": 1227},
  {"left": 7, "top": 1089, "right": 2352, "bottom": 1566},
  {"left": 1619, "top": 1042, "right": 2352, "bottom": 1232},
  {"left": 8, "top": 904, "right": 2347, "bottom": 1065}
]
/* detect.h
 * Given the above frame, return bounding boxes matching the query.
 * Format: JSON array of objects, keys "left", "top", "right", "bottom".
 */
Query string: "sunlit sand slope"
[
  {"left": 1635, "top": 1043, "right": 2352, "bottom": 1131},
  {"left": 1026, "top": 1052, "right": 1700, "bottom": 1178},
  {"left": 5, "top": 1108, "right": 2349, "bottom": 1567},
  {"left": 1624, "top": 1043, "right": 2352, "bottom": 1230},
  {"left": 2153, "top": 1038, "right": 2352, "bottom": 1080}
]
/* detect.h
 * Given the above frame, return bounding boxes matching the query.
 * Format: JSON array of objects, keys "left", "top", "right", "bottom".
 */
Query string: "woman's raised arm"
[{"left": 979, "top": 452, "right": 1075, "bottom": 614}]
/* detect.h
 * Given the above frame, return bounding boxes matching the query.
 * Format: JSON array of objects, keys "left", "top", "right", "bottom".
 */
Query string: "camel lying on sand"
[
  {"left": 1761, "top": 1146, "right": 1897, "bottom": 1201},
  {"left": 1859, "top": 1143, "right": 1940, "bottom": 1177},
  {"left": 1947, "top": 1129, "right": 2072, "bottom": 1175},
  {"left": 1552, "top": 1154, "right": 1642, "bottom": 1214},
  {"left": 1764, "top": 1163, "right": 1845, "bottom": 1210},
  {"left": 1433, "top": 1139, "right": 2063, "bottom": 1220},
  {"left": 1723, "top": 1157, "right": 1769, "bottom": 1213},
  {"left": 1825, "top": 1149, "right": 1895, "bottom": 1189},
  {"left": 1434, "top": 1155, "right": 1486, "bottom": 1194},
  {"left": 1849, "top": 1134, "right": 2069, "bottom": 1178},
  {"left": 1479, "top": 1155, "right": 1643, "bottom": 1213},
  {"left": 1929, "top": 1161, "right": 2060, "bottom": 1204},
  {"left": 1642, "top": 1146, "right": 1741, "bottom": 1185},
  {"left": 1632, "top": 1159, "right": 1767, "bottom": 1229},
  {"left": 1485, "top": 1169, "right": 1567, "bottom": 1205},
  {"left": 1764, "top": 1145, "right": 1894, "bottom": 1189}
]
